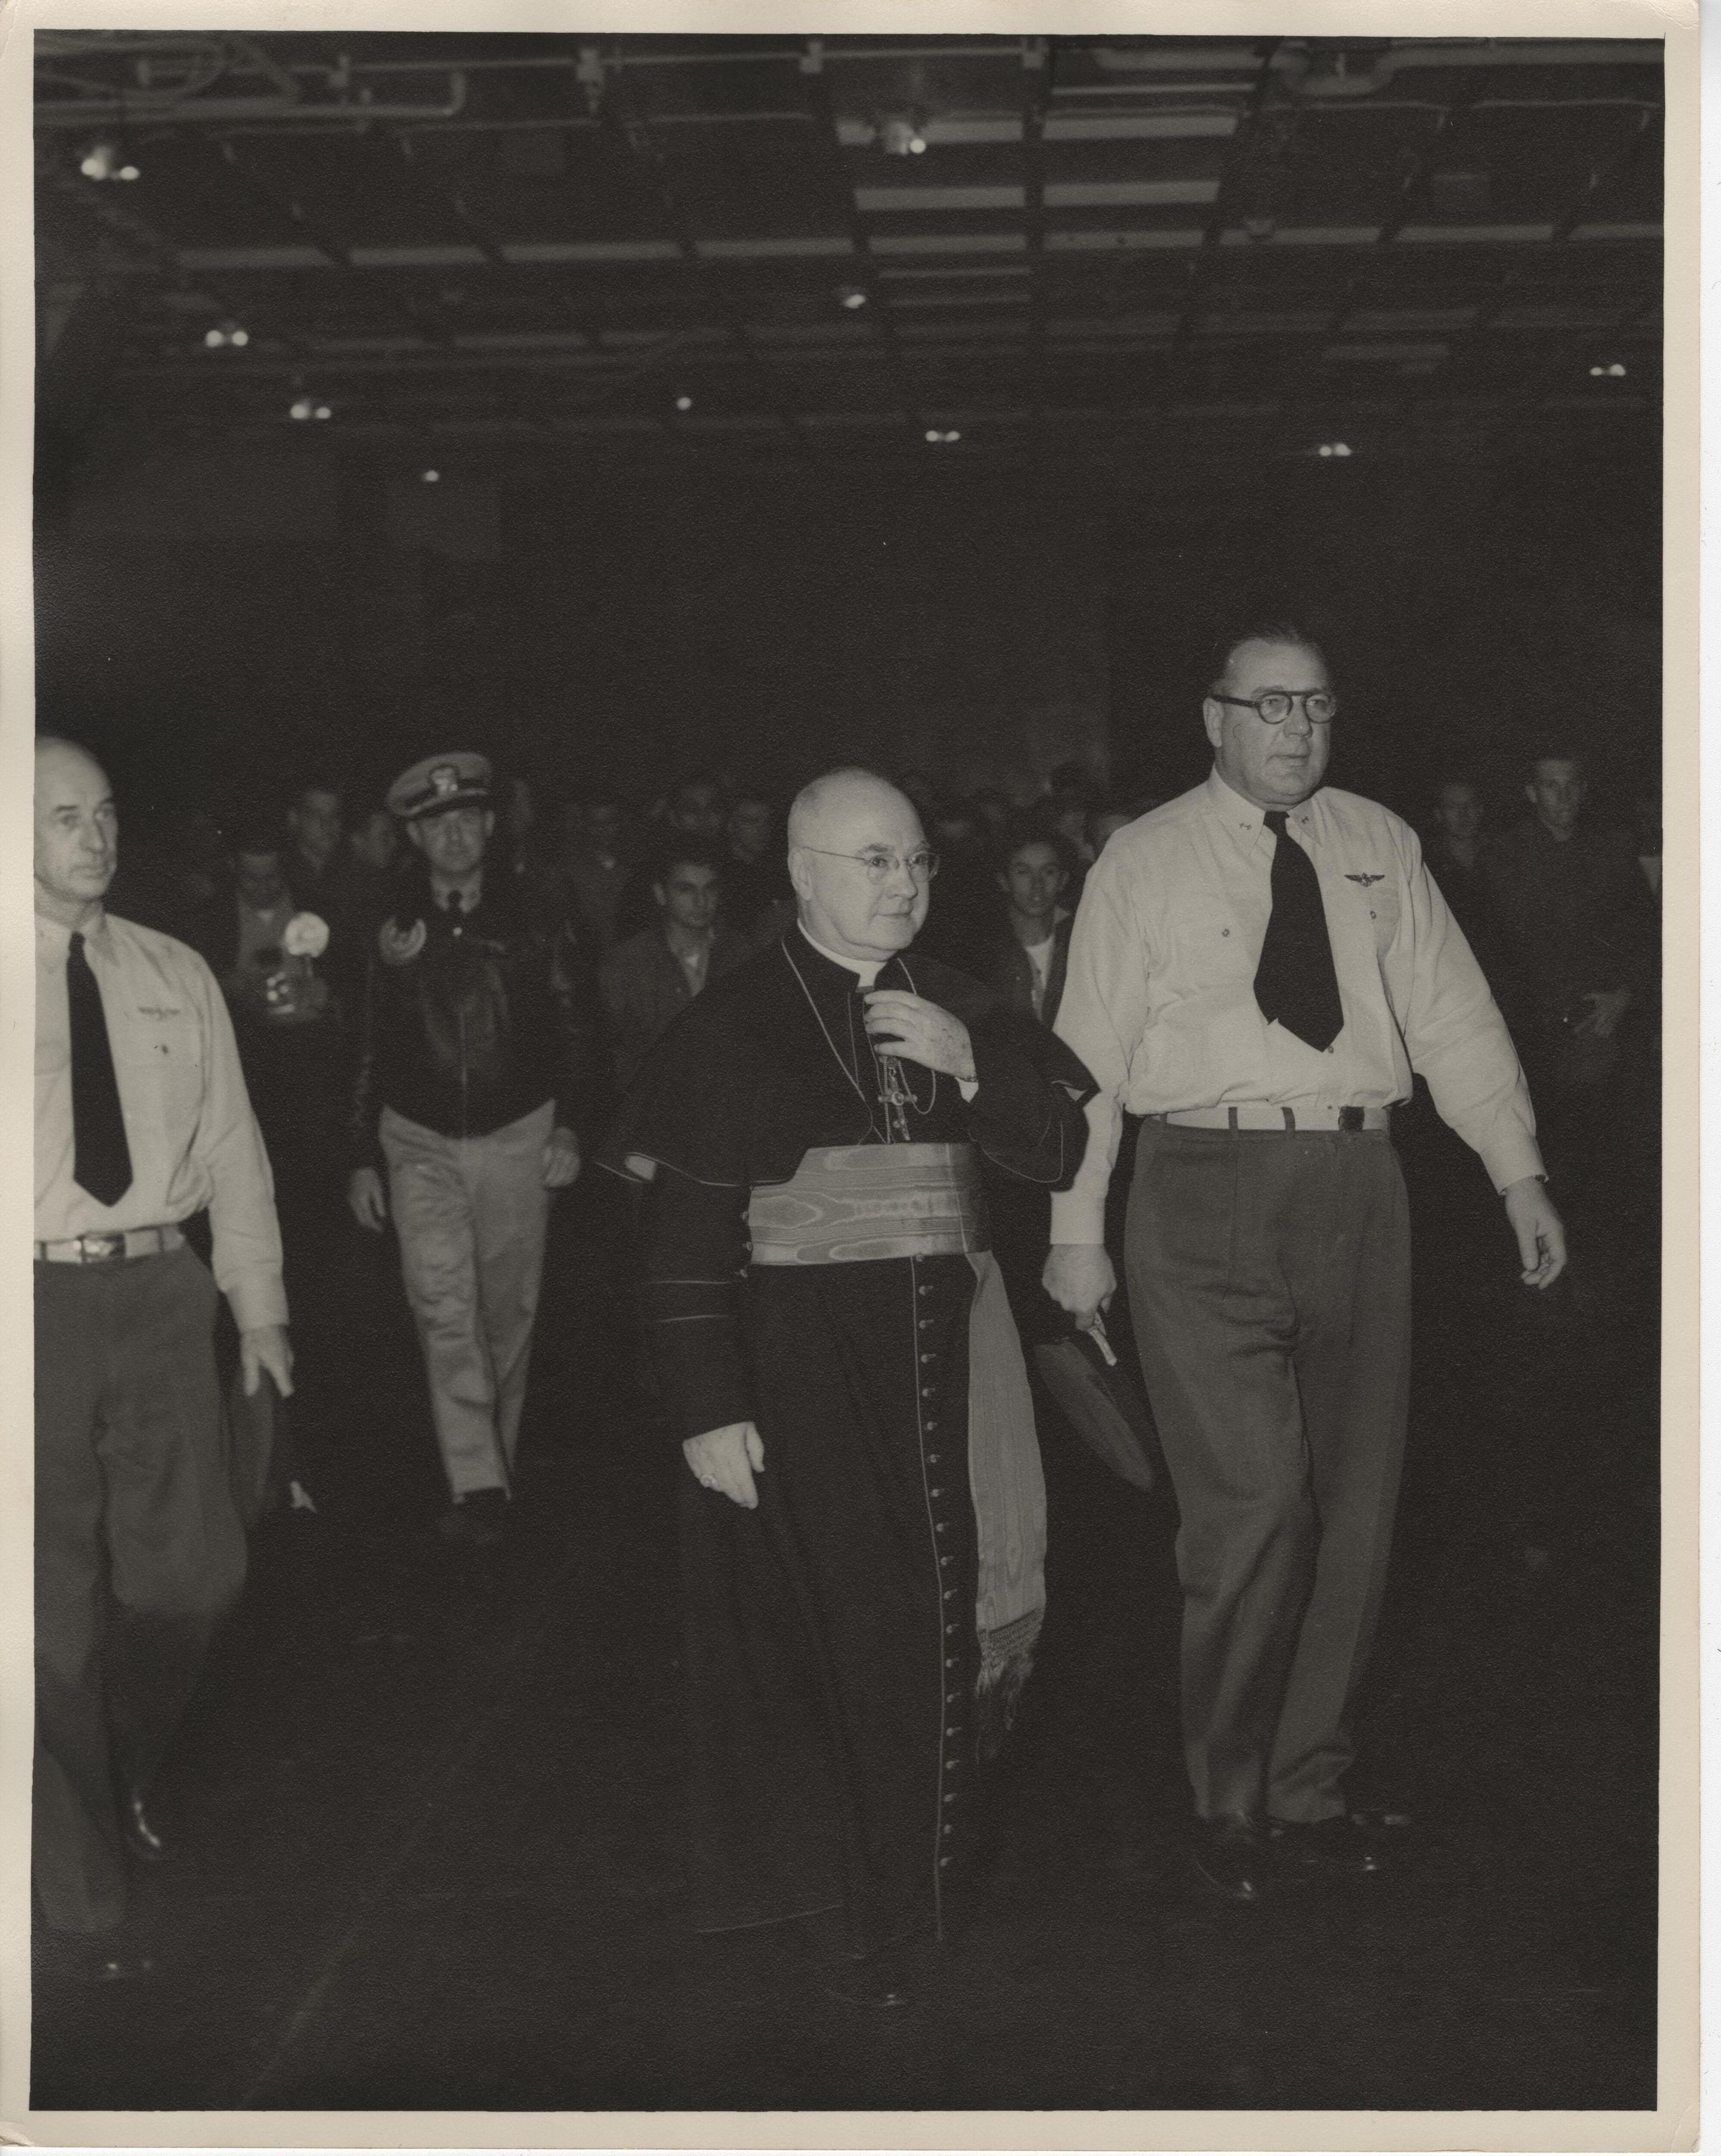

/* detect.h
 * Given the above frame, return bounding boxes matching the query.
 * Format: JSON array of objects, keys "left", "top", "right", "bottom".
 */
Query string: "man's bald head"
[
  {"left": 787, "top": 767, "right": 931, "bottom": 963},
  {"left": 35, "top": 735, "right": 118, "bottom": 927},
  {"left": 786, "top": 767, "right": 911, "bottom": 853},
  {"left": 37, "top": 733, "right": 105, "bottom": 785}
]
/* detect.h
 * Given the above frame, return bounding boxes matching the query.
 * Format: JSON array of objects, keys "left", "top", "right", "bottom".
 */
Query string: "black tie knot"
[{"left": 1263, "top": 810, "right": 1289, "bottom": 836}]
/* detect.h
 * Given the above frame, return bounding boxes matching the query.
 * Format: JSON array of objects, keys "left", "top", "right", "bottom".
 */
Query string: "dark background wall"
[
  {"left": 34, "top": 436, "right": 1659, "bottom": 829},
  {"left": 1106, "top": 448, "right": 1662, "bottom": 815},
  {"left": 35, "top": 448, "right": 1109, "bottom": 822}
]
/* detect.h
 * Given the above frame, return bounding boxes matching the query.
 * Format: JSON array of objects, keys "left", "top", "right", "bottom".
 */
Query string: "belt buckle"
[
  {"left": 77, "top": 1232, "right": 126, "bottom": 1262},
  {"left": 1338, "top": 1106, "right": 1364, "bottom": 1133}
]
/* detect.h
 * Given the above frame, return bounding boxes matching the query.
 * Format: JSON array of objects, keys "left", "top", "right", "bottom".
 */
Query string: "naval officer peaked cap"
[{"left": 387, "top": 751, "right": 493, "bottom": 821}]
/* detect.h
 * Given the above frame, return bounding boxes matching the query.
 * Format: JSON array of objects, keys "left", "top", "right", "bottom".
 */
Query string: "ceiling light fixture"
[
  {"left": 1316, "top": 441, "right": 1353, "bottom": 458},
  {"left": 674, "top": 394, "right": 693, "bottom": 412},
  {"left": 1589, "top": 361, "right": 1628, "bottom": 378},
  {"left": 421, "top": 469, "right": 440, "bottom": 483},
  {"left": 880, "top": 115, "right": 929, "bottom": 158},
  {"left": 204, "top": 322, "right": 250, "bottom": 349},
  {"left": 78, "top": 139, "right": 139, "bottom": 183},
  {"left": 838, "top": 286, "right": 868, "bottom": 311},
  {"left": 924, "top": 427, "right": 961, "bottom": 444},
  {"left": 289, "top": 395, "right": 334, "bottom": 422}
]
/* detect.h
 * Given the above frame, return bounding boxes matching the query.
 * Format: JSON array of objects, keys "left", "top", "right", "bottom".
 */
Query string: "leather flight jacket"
[{"left": 347, "top": 866, "right": 605, "bottom": 1165}]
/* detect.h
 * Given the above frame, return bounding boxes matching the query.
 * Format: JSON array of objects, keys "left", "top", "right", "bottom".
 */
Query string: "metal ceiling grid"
[{"left": 36, "top": 30, "right": 1663, "bottom": 468}]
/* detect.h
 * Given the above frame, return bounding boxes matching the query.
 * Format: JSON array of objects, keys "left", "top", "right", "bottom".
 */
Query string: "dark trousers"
[
  {"left": 34, "top": 1246, "right": 247, "bottom": 1932},
  {"left": 1124, "top": 1120, "right": 1411, "bottom": 1824}
]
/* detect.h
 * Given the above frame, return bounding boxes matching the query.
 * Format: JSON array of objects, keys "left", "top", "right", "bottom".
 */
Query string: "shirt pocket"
[
  {"left": 1155, "top": 882, "right": 1257, "bottom": 992},
  {"left": 1136, "top": 887, "right": 1266, "bottom": 1102},
  {"left": 113, "top": 1006, "right": 204, "bottom": 1129}
]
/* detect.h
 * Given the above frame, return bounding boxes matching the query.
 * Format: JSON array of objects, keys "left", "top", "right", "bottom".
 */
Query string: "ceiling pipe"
[
  {"left": 1093, "top": 41, "right": 1660, "bottom": 90},
  {"left": 37, "top": 76, "right": 468, "bottom": 126},
  {"left": 1287, "top": 42, "right": 1659, "bottom": 96}
]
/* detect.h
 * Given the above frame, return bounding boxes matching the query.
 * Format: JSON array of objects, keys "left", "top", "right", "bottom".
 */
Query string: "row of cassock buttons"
[{"left": 920, "top": 1271, "right": 963, "bottom": 1866}]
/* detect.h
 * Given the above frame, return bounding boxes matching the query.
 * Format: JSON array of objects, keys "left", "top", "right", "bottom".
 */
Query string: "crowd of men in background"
[
  {"left": 95, "top": 744, "right": 1658, "bottom": 1422},
  {"left": 103, "top": 746, "right": 1661, "bottom": 1231}
]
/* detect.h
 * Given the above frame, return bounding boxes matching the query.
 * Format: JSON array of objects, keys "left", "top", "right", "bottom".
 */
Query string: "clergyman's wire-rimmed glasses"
[
  {"left": 1211, "top": 689, "right": 1339, "bottom": 726},
  {"left": 798, "top": 846, "right": 941, "bottom": 884}
]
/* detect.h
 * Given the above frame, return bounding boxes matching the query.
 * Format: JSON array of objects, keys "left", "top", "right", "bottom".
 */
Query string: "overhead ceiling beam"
[
  {"left": 1373, "top": 108, "right": 1458, "bottom": 249},
  {"left": 36, "top": 148, "right": 308, "bottom": 383},
  {"left": 1551, "top": 104, "right": 1659, "bottom": 243},
  {"left": 1164, "top": 39, "right": 1291, "bottom": 389},
  {"left": 794, "top": 37, "right": 925, "bottom": 440},
  {"left": 207, "top": 133, "right": 466, "bottom": 361},
  {"left": 593, "top": 52, "right": 812, "bottom": 454},
  {"left": 1020, "top": 37, "right": 1052, "bottom": 450}
]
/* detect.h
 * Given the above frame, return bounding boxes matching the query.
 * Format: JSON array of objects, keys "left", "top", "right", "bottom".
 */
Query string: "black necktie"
[
  {"left": 67, "top": 930, "right": 134, "bottom": 1207},
  {"left": 1253, "top": 810, "right": 1344, "bottom": 1052}
]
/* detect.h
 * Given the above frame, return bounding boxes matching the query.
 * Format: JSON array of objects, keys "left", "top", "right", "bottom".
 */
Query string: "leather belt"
[
  {"left": 34, "top": 1224, "right": 187, "bottom": 1265},
  {"left": 1160, "top": 1104, "right": 1390, "bottom": 1133}
]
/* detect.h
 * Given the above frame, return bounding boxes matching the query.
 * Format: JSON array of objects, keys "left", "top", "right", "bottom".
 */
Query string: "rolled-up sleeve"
[
  {"left": 1050, "top": 854, "right": 1147, "bottom": 1244},
  {"left": 1397, "top": 826, "right": 1544, "bottom": 1192},
  {"left": 189, "top": 954, "right": 288, "bottom": 1332}
]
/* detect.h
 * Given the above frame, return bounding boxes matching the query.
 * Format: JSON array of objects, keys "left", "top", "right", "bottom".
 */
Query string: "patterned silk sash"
[{"left": 746, "top": 1142, "right": 988, "bottom": 1264}]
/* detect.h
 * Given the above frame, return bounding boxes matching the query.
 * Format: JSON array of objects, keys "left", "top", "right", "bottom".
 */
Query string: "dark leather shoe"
[
  {"left": 122, "top": 1789, "right": 168, "bottom": 1865},
  {"left": 1268, "top": 1812, "right": 1396, "bottom": 1877},
  {"left": 1188, "top": 1813, "right": 1275, "bottom": 1901}
]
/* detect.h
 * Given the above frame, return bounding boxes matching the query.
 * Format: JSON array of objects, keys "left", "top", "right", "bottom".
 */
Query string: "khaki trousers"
[
  {"left": 379, "top": 1101, "right": 555, "bottom": 1500},
  {"left": 34, "top": 1246, "right": 247, "bottom": 1932},
  {"left": 1124, "top": 1119, "right": 1412, "bottom": 1825}
]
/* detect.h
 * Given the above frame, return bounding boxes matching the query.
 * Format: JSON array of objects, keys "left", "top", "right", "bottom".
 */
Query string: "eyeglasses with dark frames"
[{"left": 1212, "top": 689, "right": 1339, "bottom": 726}]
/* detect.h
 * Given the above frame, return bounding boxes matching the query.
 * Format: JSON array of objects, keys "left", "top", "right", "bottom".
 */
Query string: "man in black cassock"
[{"left": 607, "top": 768, "right": 1094, "bottom": 2005}]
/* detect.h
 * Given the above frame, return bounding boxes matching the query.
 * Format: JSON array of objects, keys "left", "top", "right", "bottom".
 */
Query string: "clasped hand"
[{"left": 862, "top": 991, "right": 976, "bottom": 1082}]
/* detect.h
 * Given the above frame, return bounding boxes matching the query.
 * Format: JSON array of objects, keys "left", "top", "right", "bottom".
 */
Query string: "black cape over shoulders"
[{"left": 599, "top": 930, "right": 1097, "bottom": 1193}]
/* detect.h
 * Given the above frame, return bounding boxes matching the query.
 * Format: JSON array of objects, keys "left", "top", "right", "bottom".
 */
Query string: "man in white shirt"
[
  {"left": 991, "top": 831, "right": 1073, "bottom": 1027},
  {"left": 1045, "top": 626, "right": 1565, "bottom": 1901},
  {"left": 34, "top": 736, "right": 292, "bottom": 1950}
]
